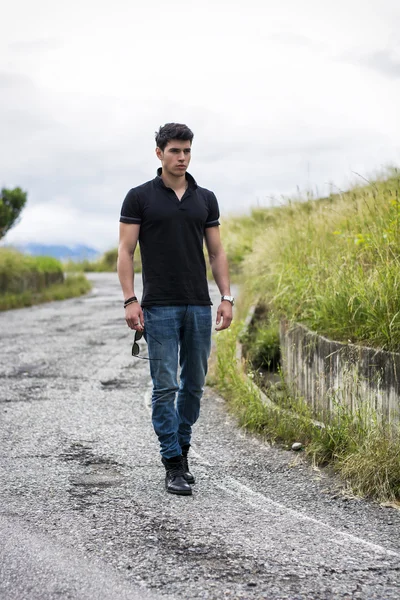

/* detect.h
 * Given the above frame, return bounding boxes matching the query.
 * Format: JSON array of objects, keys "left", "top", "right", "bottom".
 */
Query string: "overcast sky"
[{"left": 2, "top": 0, "right": 400, "bottom": 251}]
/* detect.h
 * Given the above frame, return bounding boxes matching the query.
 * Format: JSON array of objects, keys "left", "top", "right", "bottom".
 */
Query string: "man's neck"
[{"left": 161, "top": 171, "right": 187, "bottom": 192}]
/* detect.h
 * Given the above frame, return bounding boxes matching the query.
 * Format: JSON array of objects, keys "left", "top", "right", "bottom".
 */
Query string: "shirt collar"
[{"left": 155, "top": 167, "right": 197, "bottom": 189}]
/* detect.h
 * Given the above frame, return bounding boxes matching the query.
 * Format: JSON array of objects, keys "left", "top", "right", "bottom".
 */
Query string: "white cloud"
[
  {"left": 346, "top": 49, "right": 400, "bottom": 79},
  {"left": 1, "top": 0, "right": 400, "bottom": 250},
  {"left": 4, "top": 201, "right": 115, "bottom": 249}
]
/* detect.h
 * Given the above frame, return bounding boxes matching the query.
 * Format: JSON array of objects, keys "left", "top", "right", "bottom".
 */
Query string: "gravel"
[{"left": 1, "top": 273, "right": 400, "bottom": 600}]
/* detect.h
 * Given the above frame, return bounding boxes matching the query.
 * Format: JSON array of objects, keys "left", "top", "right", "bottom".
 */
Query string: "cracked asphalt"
[{"left": 1, "top": 273, "right": 400, "bottom": 600}]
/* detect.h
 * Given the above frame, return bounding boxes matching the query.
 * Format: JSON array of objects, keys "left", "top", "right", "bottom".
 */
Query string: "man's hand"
[
  {"left": 215, "top": 302, "right": 233, "bottom": 331},
  {"left": 125, "top": 302, "right": 144, "bottom": 331}
]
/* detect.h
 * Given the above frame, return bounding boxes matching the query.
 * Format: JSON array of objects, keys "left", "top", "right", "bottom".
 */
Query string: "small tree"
[{"left": 0, "top": 187, "right": 27, "bottom": 239}]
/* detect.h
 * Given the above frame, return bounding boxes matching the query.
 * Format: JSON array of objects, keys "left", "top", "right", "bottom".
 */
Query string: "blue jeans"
[{"left": 143, "top": 305, "right": 212, "bottom": 459}]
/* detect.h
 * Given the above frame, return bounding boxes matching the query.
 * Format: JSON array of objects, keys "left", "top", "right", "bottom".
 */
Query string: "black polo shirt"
[{"left": 119, "top": 168, "right": 220, "bottom": 307}]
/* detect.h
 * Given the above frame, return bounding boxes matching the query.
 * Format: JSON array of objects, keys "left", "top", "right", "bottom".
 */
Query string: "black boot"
[
  {"left": 181, "top": 445, "right": 195, "bottom": 484},
  {"left": 161, "top": 455, "right": 192, "bottom": 496}
]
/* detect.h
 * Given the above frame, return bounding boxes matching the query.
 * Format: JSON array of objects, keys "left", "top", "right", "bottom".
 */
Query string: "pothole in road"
[
  {"left": 86, "top": 339, "right": 107, "bottom": 346},
  {"left": 0, "top": 381, "right": 55, "bottom": 403},
  {"left": 99, "top": 378, "right": 132, "bottom": 389},
  {"left": 69, "top": 464, "right": 125, "bottom": 487},
  {"left": 59, "top": 442, "right": 95, "bottom": 463},
  {"left": 1, "top": 360, "right": 50, "bottom": 379},
  {"left": 63, "top": 443, "right": 127, "bottom": 510},
  {"left": 67, "top": 466, "right": 125, "bottom": 512},
  {"left": 59, "top": 442, "right": 124, "bottom": 468}
]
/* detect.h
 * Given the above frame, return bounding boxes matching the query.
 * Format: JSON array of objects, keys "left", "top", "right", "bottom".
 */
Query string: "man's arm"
[
  {"left": 204, "top": 226, "right": 233, "bottom": 331},
  {"left": 117, "top": 223, "right": 144, "bottom": 330}
]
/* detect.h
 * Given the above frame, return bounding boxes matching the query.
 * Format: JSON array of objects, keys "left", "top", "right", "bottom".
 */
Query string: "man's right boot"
[{"left": 161, "top": 455, "right": 192, "bottom": 496}]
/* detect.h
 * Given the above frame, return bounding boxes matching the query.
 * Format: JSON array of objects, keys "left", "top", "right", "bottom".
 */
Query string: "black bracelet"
[
  {"left": 124, "top": 296, "right": 138, "bottom": 307},
  {"left": 124, "top": 300, "right": 137, "bottom": 308}
]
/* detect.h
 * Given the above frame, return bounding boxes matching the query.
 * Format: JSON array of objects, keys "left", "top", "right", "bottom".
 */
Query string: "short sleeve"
[
  {"left": 119, "top": 189, "right": 142, "bottom": 225},
  {"left": 205, "top": 192, "right": 220, "bottom": 228}
]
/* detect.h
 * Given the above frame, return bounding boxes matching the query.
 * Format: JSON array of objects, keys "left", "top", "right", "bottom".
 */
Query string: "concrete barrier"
[{"left": 280, "top": 320, "right": 400, "bottom": 422}]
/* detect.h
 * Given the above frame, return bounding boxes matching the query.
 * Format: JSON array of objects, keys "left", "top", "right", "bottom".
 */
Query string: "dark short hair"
[{"left": 155, "top": 123, "right": 194, "bottom": 151}]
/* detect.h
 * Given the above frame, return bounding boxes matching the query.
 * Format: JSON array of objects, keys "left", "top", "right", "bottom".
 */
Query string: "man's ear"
[{"left": 155, "top": 147, "right": 163, "bottom": 161}]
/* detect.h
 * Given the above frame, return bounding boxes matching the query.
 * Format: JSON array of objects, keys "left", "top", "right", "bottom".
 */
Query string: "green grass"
[
  {"left": 212, "top": 322, "right": 400, "bottom": 502},
  {"left": 0, "top": 248, "right": 64, "bottom": 294},
  {"left": 0, "top": 248, "right": 92, "bottom": 310},
  {"left": 219, "top": 209, "right": 278, "bottom": 280},
  {"left": 212, "top": 169, "right": 400, "bottom": 502},
  {"left": 236, "top": 170, "right": 400, "bottom": 351},
  {"left": 221, "top": 170, "right": 400, "bottom": 350},
  {"left": 0, "top": 274, "right": 92, "bottom": 311},
  {"left": 64, "top": 247, "right": 142, "bottom": 273},
  {"left": 240, "top": 304, "right": 281, "bottom": 371}
]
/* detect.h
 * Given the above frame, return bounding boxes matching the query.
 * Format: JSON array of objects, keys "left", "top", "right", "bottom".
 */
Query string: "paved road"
[{"left": 1, "top": 273, "right": 400, "bottom": 600}]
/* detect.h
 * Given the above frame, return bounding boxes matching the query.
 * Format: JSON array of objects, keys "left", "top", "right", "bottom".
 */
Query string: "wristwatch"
[{"left": 221, "top": 295, "right": 235, "bottom": 306}]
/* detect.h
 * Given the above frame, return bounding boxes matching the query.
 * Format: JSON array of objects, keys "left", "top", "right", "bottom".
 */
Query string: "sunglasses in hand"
[{"left": 132, "top": 329, "right": 162, "bottom": 360}]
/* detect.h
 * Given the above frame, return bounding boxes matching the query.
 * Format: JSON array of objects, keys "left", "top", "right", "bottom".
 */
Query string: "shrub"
[{"left": 0, "top": 249, "right": 63, "bottom": 294}]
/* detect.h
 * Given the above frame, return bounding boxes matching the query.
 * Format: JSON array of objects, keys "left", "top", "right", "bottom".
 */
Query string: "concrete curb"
[
  {"left": 281, "top": 320, "right": 400, "bottom": 423},
  {"left": 237, "top": 304, "right": 325, "bottom": 429}
]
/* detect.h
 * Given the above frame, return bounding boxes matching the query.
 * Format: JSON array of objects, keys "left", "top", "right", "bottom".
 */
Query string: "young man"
[{"left": 117, "top": 123, "right": 233, "bottom": 496}]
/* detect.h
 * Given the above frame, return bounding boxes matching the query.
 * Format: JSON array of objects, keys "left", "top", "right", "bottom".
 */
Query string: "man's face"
[{"left": 156, "top": 139, "right": 192, "bottom": 178}]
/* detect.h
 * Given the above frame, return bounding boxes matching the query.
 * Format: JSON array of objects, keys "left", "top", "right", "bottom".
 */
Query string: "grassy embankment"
[
  {"left": 212, "top": 170, "right": 400, "bottom": 502},
  {"left": 0, "top": 249, "right": 91, "bottom": 311},
  {"left": 64, "top": 247, "right": 142, "bottom": 273}
]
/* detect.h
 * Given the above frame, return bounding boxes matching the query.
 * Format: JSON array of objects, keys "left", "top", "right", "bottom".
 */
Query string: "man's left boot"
[{"left": 181, "top": 444, "right": 195, "bottom": 484}]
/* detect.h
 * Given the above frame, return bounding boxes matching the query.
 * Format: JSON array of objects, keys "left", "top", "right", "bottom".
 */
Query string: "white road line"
[
  {"left": 217, "top": 478, "right": 400, "bottom": 558},
  {"left": 143, "top": 389, "right": 400, "bottom": 559}
]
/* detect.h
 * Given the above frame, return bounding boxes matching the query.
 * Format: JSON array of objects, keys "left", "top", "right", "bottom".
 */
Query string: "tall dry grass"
[{"left": 241, "top": 171, "right": 400, "bottom": 350}]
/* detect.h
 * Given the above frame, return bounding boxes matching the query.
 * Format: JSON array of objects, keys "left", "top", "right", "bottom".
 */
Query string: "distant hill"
[{"left": 10, "top": 243, "right": 101, "bottom": 262}]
